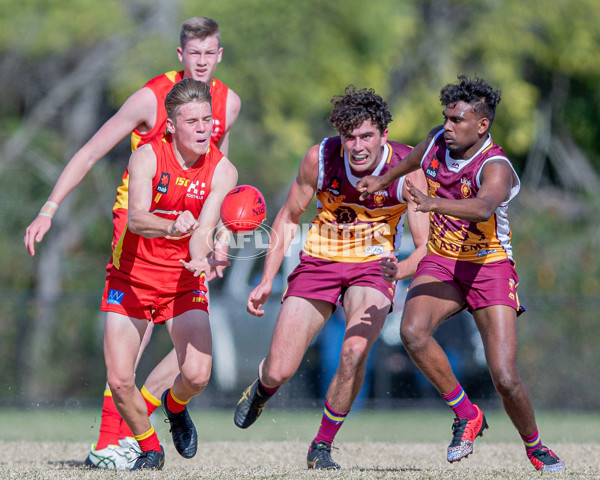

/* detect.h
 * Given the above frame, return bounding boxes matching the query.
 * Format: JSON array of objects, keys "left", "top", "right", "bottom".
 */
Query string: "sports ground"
[{"left": 0, "top": 407, "right": 598, "bottom": 479}]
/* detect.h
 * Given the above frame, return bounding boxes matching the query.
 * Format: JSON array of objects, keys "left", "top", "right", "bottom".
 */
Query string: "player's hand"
[
  {"left": 180, "top": 256, "right": 231, "bottom": 278},
  {"left": 206, "top": 240, "right": 230, "bottom": 281},
  {"left": 169, "top": 210, "right": 199, "bottom": 236},
  {"left": 405, "top": 178, "right": 433, "bottom": 212},
  {"left": 247, "top": 282, "right": 272, "bottom": 317},
  {"left": 357, "top": 175, "right": 386, "bottom": 200},
  {"left": 24, "top": 215, "right": 52, "bottom": 257},
  {"left": 379, "top": 253, "right": 399, "bottom": 284}
]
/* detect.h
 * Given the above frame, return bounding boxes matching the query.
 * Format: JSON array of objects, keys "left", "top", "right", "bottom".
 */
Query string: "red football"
[{"left": 220, "top": 185, "right": 266, "bottom": 233}]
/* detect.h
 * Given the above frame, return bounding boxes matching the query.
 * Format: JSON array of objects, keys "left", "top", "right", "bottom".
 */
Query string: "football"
[{"left": 220, "top": 185, "right": 267, "bottom": 233}]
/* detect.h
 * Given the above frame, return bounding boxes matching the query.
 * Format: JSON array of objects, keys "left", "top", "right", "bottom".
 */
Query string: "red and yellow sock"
[
  {"left": 165, "top": 388, "right": 189, "bottom": 414},
  {"left": 134, "top": 426, "right": 161, "bottom": 453},
  {"left": 96, "top": 388, "right": 120, "bottom": 449},
  {"left": 141, "top": 385, "right": 161, "bottom": 416}
]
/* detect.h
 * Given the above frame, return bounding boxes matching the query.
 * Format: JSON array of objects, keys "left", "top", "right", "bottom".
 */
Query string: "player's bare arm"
[
  {"left": 357, "top": 126, "right": 443, "bottom": 200},
  {"left": 395, "top": 169, "right": 430, "bottom": 280},
  {"left": 23, "top": 87, "right": 158, "bottom": 256},
  {"left": 182, "top": 157, "right": 237, "bottom": 278},
  {"left": 246, "top": 145, "right": 319, "bottom": 317},
  {"left": 215, "top": 89, "right": 241, "bottom": 156},
  {"left": 407, "top": 159, "right": 513, "bottom": 222},
  {"left": 126, "top": 145, "right": 182, "bottom": 237}
]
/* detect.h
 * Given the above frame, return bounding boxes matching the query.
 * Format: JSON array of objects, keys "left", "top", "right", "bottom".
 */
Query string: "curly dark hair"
[
  {"left": 440, "top": 75, "right": 502, "bottom": 125},
  {"left": 329, "top": 85, "right": 393, "bottom": 136}
]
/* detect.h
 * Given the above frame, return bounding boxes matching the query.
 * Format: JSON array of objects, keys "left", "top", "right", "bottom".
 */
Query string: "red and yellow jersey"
[
  {"left": 421, "top": 130, "right": 520, "bottom": 263},
  {"left": 109, "top": 134, "right": 223, "bottom": 290},
  {"left": 302, "top": 137, "right": 412, "bottom": 263},
  {"left": 111, "top": 73, "right": 230, "bottom": 249}
]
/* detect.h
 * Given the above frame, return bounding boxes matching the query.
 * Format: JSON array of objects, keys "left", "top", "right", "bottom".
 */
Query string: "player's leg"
[
  {"left": 473, "top": 306, "right": 564, "bottom": 471},
  {"left": 116, "top": 322, "right": 156, "bottom": 443},
  {"left": 160, "top": 309, "right": 212, "bottom": 459},
  {"left": 139, "top": 347, "right": 179, "bottom": 416},
  {"left": 104, "top": 312, "right": 164, "bottom": 470},
  {"left": 307, "top": 285, "right": 390, "bottom": 470},
  {"left": 234, "top": 296, "right": 333, "bottom": 429},
  {"left": 400, "top": 275, "right": 488, "bottom": 462}
]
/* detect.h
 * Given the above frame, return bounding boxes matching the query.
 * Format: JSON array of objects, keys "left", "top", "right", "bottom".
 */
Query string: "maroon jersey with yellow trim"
[
  {"left": 421, "top": 130, "right": 520, "bottom": 263},
  {"left": 109, "top": 134, "right": 223, "bottom": 290},
  {"left": 111, "top": 73, "right": 230, "bottom": 248},
  {"left": 302, "top": 137, "right": 412, "bottom": 263}
]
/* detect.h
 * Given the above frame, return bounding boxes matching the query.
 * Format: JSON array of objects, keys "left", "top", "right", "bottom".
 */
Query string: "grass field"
[{"left": 0, "top": 407, "right": 598, "bottom": 479}]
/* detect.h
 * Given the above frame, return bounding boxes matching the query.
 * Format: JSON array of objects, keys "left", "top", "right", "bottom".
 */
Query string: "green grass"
[{"left": 0, "top": 407, "right": 596, "bottom": 444}]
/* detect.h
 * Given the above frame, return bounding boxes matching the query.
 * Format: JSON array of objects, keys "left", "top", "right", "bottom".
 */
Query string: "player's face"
[
  {"left": 178, "top": 35, "right": 223, "bottom": 84},
  {"left": 168, "top": 101, "right": 214, "bottom": 159},
  {"left": 442, "top": 101, "right": 489, "bottom": 159},
  {"left": 340, "top": 119, "right": 388, "bottom": 175}
]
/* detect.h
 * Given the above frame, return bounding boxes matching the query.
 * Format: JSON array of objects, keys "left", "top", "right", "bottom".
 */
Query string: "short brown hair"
[
  {"left": 165, "top": 78, "right": 212, "bottom": 119},
  {"left": 180, "top": 17, "right": 220, "bottom": 48}
]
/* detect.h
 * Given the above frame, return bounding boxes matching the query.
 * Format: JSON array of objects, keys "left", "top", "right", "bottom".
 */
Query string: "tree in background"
[{"left": 1, "top": 0, "right": 598, "bottom": 405}]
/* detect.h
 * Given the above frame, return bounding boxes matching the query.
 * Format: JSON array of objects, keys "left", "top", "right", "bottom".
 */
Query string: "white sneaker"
[
  {"left": 119, "top": 436, "right": 141, "bottom": 453},
  {"left": 84, "top": 443, "right": 138, "bottom": 470}
]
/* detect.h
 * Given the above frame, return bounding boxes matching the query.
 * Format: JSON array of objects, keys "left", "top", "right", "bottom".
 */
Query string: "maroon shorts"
[
  {"left": 413, "top": 254, "right": 523, "bottom": 313},
  {"left": 282, "top": 253, "right": 396, "bottom": 307},
  {"left": 100, "top": 275, "right": 208, "bottom": 324}
]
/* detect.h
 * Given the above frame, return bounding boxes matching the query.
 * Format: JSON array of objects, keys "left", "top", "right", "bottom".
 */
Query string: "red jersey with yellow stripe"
[
  {"left": 302, "top": 137, "right": 412, "bottom": 263},
  {"left": 111, "top": 73, "right": 230, "bottom": 248},
  {"left": 109, "top": 134, "right": 223, "bottom": 290},
  {"left": 421, "top": 130, "right": 520, "bottom": 263}
]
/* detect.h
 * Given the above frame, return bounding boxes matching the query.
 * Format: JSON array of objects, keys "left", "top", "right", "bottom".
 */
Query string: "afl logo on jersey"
[
  {"left": 426, "top": 158, "right": 440, "bottom": 178},
  {"left": 156, "top": 172, "right": 170, "bottom": 194}
]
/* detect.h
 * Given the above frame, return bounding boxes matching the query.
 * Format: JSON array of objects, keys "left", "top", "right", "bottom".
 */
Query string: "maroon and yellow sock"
[
  {"left": 134, "top": 426, "right": 161, "bottom": 453},
  {"left": 165, "top": 388, "right": 188, "bottom": 414},
  {"left": 141, "top": 385, "right": 161, "bottom": 416},
  {"left": 96, "top": 388, "right": 121, "bottom": 449},
  {"left": 442, "top": 383, "right": 477, "bottom": 420},
  {"left": 312, "top": 400, "right": 348, "bottom": 446},
  {"left": 258, "top": 379, "right": 279, "bottom": 397},
  {"left": 521, "top": 428, "right": 542, "bottom": 457}
]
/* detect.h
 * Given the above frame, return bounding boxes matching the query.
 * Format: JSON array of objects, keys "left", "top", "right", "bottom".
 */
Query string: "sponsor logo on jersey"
[
  {"left": 107, "top": 289, "right": 125, "bottom": 305},
  {"left": 327, "top": 177, "right": 341, "bottom": 195},
  {"left": 156, "top": 172, "right": 170, "bottom": 194},
  {"left": 426, "top": 157, "right": 440, "bottom": 178},
  {"left": 475, "top": 249, "right": 498, "bottom": 258},
  {"left": 186, "top": 180, "right": 206, "bottom": 200}
]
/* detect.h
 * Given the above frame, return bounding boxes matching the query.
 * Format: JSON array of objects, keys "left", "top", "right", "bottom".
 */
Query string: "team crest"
[
  {"left": 460, "top": 177, "right": 473, "bottom": 198},
  {"left": 373, "top": 191, "right": 386, "bottom": 207},
  {"left": 156, "top": 172, "right": 170, "bottom": 194}
]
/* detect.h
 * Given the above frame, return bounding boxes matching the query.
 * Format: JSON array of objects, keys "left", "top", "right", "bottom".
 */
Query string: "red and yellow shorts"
[{"left": 100, "top": 274, "right": 208, "bottom": 324}]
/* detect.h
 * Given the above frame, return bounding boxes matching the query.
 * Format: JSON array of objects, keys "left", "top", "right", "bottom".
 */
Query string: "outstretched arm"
[
  {"left": 247, "top": 145, "right": 320, "bottom": 317},
  {"left": 405, "top": 159, "right": 514, "bottom": 222},
  {"left": 24, "top": 87, "right": 157, "bottom": 256},
  {"left": 357, "top": 126, "right": 442, "bottom": 200}
]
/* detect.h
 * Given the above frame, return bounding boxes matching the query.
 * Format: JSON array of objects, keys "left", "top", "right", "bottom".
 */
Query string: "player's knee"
[
  {"left": 340, "top": 337, "right": 370, "bottom": 367},
  {"left": 400, "top": 321, "right": 427, "bottom": 353},
  {"left": 491, "top": 370, "right": 522, "bottom": 398},
  {"left": 181, "top": 364, "right": 212, "bottom": 393},
  {"left": 106, "top": 374, "right": 136, "bottom": 401}
]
